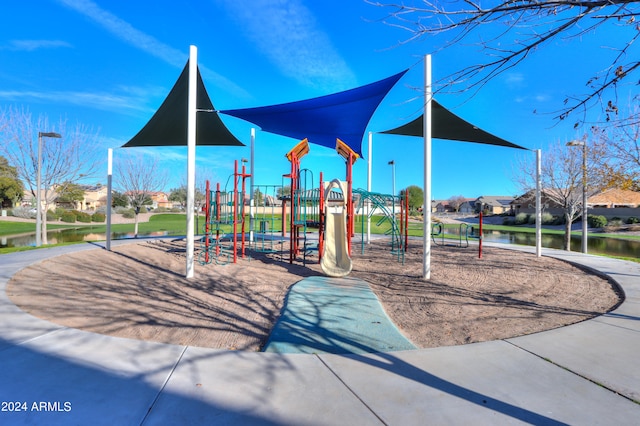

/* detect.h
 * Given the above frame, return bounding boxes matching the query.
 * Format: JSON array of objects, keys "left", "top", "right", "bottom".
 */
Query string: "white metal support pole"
[
  {"left": 186, "top": 45, "right": 197, "bottom": 279},
  {"left": 423, "top": 54, "right": 432, "bottom": 280},
  {"left": 581, "top": 143, "right": 588, "bottom": 254},
  {"left": 249, "top": 128, "right": 255, "bottom": 245},
  {"left": 106, "top": 148, "right": 113, "bottom": 251},
  {"left": 535, "top": 149, "right": 542, "bottom": 257},
  {"left": 367, "top": 131, "right": 372, "bottom": 244}
]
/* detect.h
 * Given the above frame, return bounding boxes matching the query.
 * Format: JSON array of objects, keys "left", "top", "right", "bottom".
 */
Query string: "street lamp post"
[
  {"left": 388, "top": 160, "right": 395, "bottom": 196},
  {"left": 567, "top": 140, "right": 588, "bottom": 254},
  {"left": 36, "top": 131, "right": 62, "bottom": 247}
]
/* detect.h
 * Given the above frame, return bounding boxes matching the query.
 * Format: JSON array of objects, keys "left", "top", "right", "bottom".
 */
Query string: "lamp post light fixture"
[
  {"left": 566, "top": 139, "right": 588, "bottom": 254},
  {"left": 36, "top": 131, "right": 62, "bottom": 247},
  {"left": 388, "top": 160, "right": 396, "bottom": 196}
]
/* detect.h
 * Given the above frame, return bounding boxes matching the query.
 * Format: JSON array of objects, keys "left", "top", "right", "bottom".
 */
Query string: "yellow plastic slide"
[{"left": 320, "top": 180, "right": 353, "bottom": 277}]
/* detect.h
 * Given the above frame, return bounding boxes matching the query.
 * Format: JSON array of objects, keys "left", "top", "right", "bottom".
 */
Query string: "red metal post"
[
  {"left": 233, "top": 160, "right": 238, "bottom": 264},
  {"left": 405, "top": 192, "right": 409, "bottom": 252},
  {"left": 281, "top": 199, "right": 287, "bottom": 238},
  {"left": 216, "top": 182, "right": 221, "bottom": 256},
  {"left": 205, "top": 180, "right": 210, "bottom": 263},
  {"left": 318, "top": 171, "right": 324, "bottom": 262},
  {"left": 241, "top": 163, "right": 247, "bottom": 258},
  {"left": 346, "top": 151, "right": 353, "bottom": 256},
  {"left": 478, "top": 211, "right": 483, "bottom": 259},
  {"left": 289, "top": 152, "right": 297, "bottom": 263}
]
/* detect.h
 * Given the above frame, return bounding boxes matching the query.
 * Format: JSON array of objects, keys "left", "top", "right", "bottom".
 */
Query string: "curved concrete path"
[
  {"left": 263, "top": 276, "right": 417, "bottom": 354},
  {"left": 0, "top": 240, "right": 639, "bottom": 425}
]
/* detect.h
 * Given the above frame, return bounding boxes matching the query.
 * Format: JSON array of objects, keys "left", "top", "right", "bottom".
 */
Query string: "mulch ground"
[{"left": 6, "top": 239, "right": 621, "bottom": 351}]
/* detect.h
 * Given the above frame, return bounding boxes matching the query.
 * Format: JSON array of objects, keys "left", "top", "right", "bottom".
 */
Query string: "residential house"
[
  {"left": 21, "top": 188, "right": 58, "bottom": 211},
  {"left": 588, "top": 188, "right": 640, "bottom": 208},
  {"left": 434, "top": 200, "right": 452, "bottom": 213},
  {"left": 78, "top": 185, "right": 108, "bottom": 210},
  {"left": 511, "top": 190, "right": 566, "bottom": 216},
  {"left": 475, "top": 195, "right": 515, "bottom": 215},
  {"left": 587, "top": 189, "right": 640, "bottom": 221},
  {"left": 149, "top": 191, "right": 172, "bottom": 209},
  {"left": 511, "top": 188, "right": 640, "bottom": 220},
  {"left": 24, "top": 185, "right": 108, "bottom": 211},
  {"left": 458, "top": 201, "right": 475, "bottom": 214}
]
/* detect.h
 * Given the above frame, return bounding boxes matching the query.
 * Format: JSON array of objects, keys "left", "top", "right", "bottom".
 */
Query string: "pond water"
[
  {"left": 0, "top": 229, "right": 169, "bottom": 249},
  {"left": 2, "top": 227, "right": 639, "bottom": 260},
  {"left": 481, "top": 230, "right": 640, "bottom": 259}
]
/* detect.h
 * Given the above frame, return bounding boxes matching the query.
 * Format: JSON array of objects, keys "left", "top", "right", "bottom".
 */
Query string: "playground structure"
[
  {"left": 354, "top": 189, "right": 409, "bottom": 264},
  {"left": 198, "top": 138, "right": 413, "bottom": 274},
  {"left": 284, "top": 138, "right": 317, "bottom": 265},
  {"left": 283, "top": 138, "right": 356, "bottom": 276},
  {"left": 251, "top": 184, "right": 285, "bottom": 253},
  {"left": 199, "top": 160, "right": 250, "bottom": 266},
  {"left": 431, "top": 212, "right": 484, "bottom": 258}
]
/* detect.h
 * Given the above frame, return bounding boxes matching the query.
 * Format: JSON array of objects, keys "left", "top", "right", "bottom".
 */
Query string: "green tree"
[
  {"left": 55, "top": 182, "right": 85, "bottom": 208},
  {"left": 169, "top": 186, "right": 187, "bottom": 209},
  {"left": 0, "top": 177, "right": 23, "bottom": 207},
  {"left": 0, "top": 156, "right": 23, "bottom": 207},
  {"left": 111, "top": 191, "right": 129, "bottom": 208},
  {"left": 253, "top": 188, "right": 264, "bottom": 206},
  {"left": 277, "top": 185, "right": 291, "bottom": 199},
  {"left": 170, "top": 185, "right": 205, "bottom": 211},
  {"left": 400, "top": 185, "right": 424, "bottom": 212}
]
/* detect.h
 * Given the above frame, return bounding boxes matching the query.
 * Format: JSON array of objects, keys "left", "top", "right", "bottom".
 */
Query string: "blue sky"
[{"left": 1, "top": 0, "right": 631, "bottom": 200}]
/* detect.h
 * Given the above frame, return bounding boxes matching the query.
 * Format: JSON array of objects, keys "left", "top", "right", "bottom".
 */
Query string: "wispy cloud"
[
  {"left": 218, "top": 0, "right": 357, "bottom": 92},
  {"left": 504, "top": 72, "right": 525, "bottom": 88},
  {"left": 514, "top": 93, "right": 552, "bottom": 104},
  {"left": 0, "top": 89, "right": 155, "bottom": 115},
  {"left": 1, "top": 40, "right": 72, "bottom": 51},
  {"left": 55, "top": 0, "right": 249, "bottom": 98}
]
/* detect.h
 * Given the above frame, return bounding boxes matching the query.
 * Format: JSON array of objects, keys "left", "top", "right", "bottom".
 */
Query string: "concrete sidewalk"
[{"left": 0, "top": 241, "right": 638, "bottom": 425}]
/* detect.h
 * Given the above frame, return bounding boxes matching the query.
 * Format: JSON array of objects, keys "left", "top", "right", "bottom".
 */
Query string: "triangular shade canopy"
[
  {"left": 381, "top": 100, "right": 527, "bottom": 150},
  {"left": 122, "top": 61, "right": 244, "bottom": 148},
  {"left": 220, "top": 70, "right": 408, "bottom": 157}
]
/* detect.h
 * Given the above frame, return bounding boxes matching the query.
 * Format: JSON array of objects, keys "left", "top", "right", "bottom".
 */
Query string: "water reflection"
[
  {"left": 482, "top": 230, "right": 640, "bottom": 259},
  {"left": 0, "top": 229, "right": 170, "bottom": 249},
  {"left": 2, "top": 227, "right": 638, "bottom": 260}
]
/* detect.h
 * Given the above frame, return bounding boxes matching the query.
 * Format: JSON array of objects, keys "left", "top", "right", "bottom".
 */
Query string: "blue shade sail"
[
  {"left": 123, "top": 60, "right": 245, "bottom": 148},
  {"left": 220, "top": 70, "right": 408, "bottom": 157},
  {"left": 381, "top": 99, "right": 528, "bottom": 150}
]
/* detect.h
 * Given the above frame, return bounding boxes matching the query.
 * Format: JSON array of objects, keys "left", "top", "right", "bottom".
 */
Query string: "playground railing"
[{"left": 431, "top": 223, "right": 481, "bottom": 248}]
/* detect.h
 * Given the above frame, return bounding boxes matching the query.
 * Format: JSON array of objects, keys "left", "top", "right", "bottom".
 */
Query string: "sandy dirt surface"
[{"left": 7, "top": 239, "right": 621, "bottom": 352}]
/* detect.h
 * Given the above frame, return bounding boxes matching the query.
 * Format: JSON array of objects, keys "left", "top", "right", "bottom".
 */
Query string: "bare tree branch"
[
  {"left": 512, "top": 139, "right": 591, "bottom": 250},
  {"left": 115, "top": 153, "right": 168, "bottom": 237},
  {"left": 369, "top": 0, "right": 639, "bottom": 126},
  {"left": 0, "top": 106, "right": 102, "bottom": 243}
]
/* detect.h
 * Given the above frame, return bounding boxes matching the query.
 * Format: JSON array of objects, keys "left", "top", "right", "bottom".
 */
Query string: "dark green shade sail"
[
  {"left": 381, "top": 100, "right": 527, "bottom": 150},
  {"left": 122, "top": 61, "right": 244, "bottom": 148}
]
